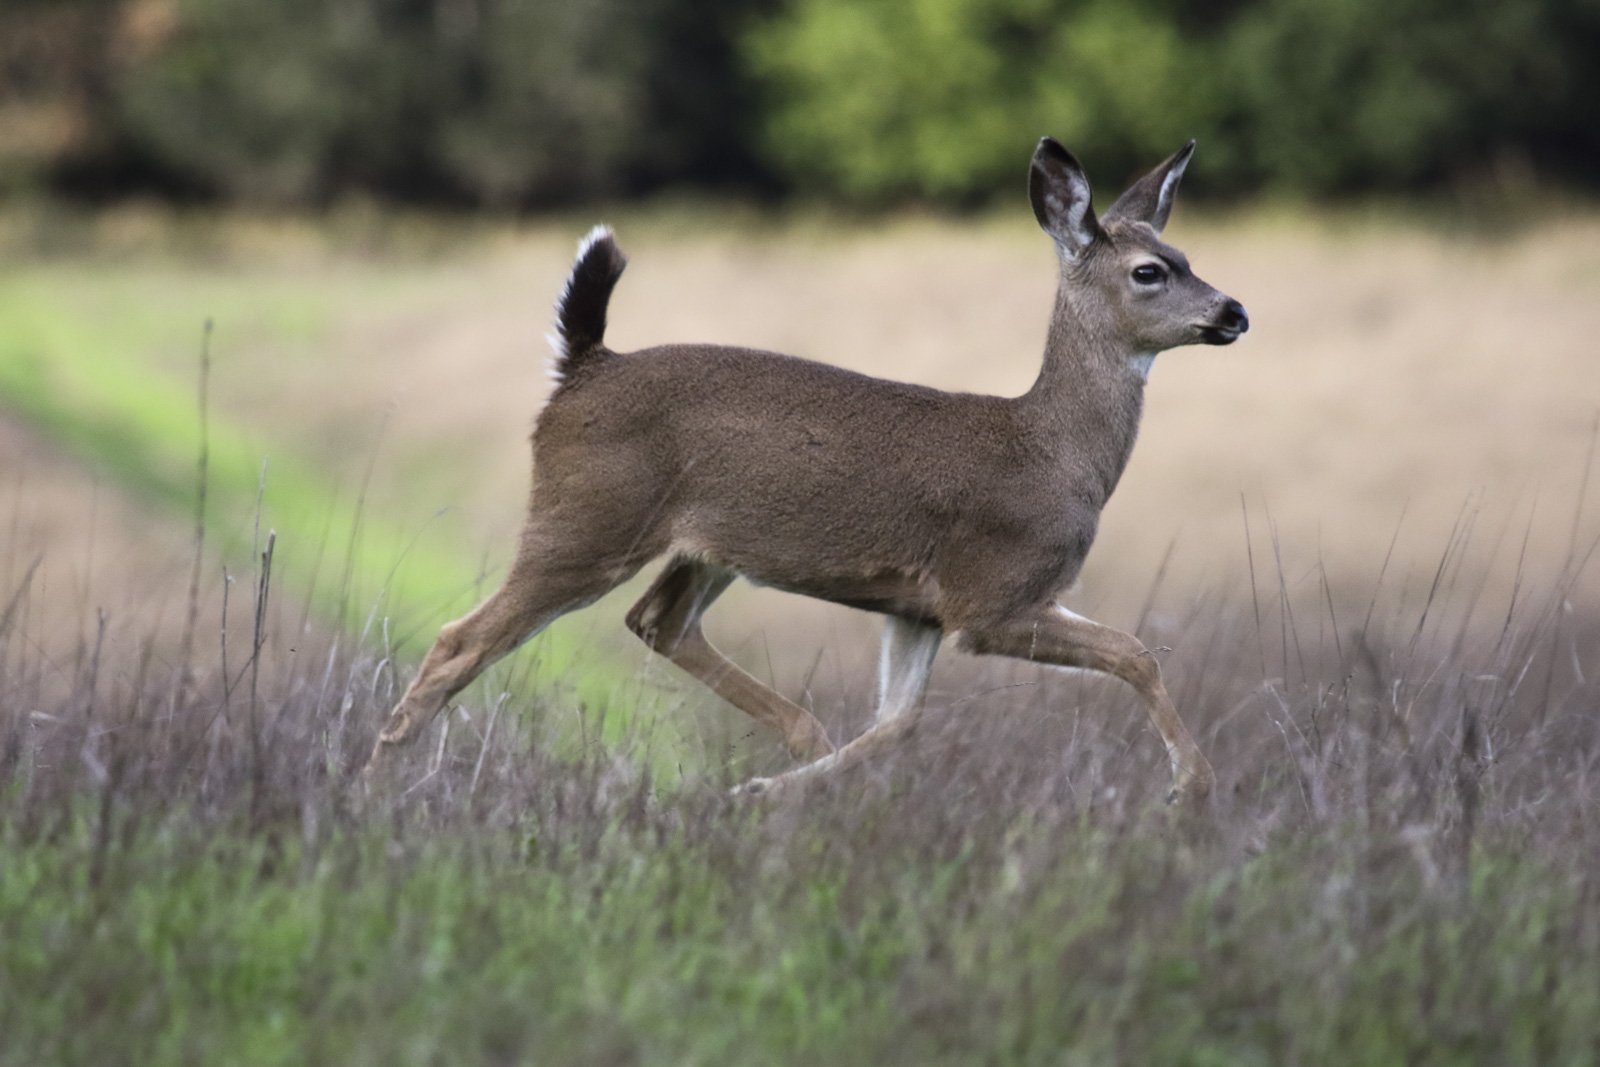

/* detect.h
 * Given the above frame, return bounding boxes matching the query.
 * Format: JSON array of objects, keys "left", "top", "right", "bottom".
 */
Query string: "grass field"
[
  {"left": 2, "top": 533, "right": 1597, "bottom": 1064},
  {"left": 6, "top": 204, "right": 1600, "bottom": 646},
  {"left": 3, "top": 204, "right": 1599, "bottom": 1062}
]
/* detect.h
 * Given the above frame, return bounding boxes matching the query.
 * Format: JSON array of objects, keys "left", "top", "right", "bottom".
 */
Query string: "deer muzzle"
[{"left": 1199, "top": 299, "right": 1249, "bottom": 345}]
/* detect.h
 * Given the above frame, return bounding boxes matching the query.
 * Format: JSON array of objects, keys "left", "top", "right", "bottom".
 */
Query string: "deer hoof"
[
  {"left": 1165, "top": 774, "right": 1215, "bottom": 809},
  {"left": 730, "top": 776, "right": 775, "bottom": 799}
]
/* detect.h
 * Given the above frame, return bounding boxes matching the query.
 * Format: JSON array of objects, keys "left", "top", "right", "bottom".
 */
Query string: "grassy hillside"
[
  {"left": 3, "top": 207, "right": 1598, "bottom": 1062},
  {"left": 7, "top": 206, "right": 1600, "bottom": 633},
  {"left": 2, "top": 542, "right": 1597, "bottom": 1064},
  {"left": 0, "top": 216, "right": 645, "bottom": 759}
]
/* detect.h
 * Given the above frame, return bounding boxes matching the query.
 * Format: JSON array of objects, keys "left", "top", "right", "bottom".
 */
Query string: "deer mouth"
[{"left": 1198, "top": 325, "right": 1243, "bottom": 345}]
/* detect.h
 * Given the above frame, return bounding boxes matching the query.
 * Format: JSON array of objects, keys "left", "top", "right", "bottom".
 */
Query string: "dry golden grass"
[
  {"left": 6, "top": 208, "right": 1599, "bottom": 678},
  {"left": 8, "top": 210, "right": 1599, "bottom": 1067},
  {"left": 1, "top": 413, "right": 203, "bottom": 646},
  {"left": 335, "top": 211, "right": 1600, "bottom": 661}
]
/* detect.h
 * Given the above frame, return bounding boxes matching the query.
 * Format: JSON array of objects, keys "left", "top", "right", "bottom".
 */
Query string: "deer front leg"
[{"left": 959, "top": 605, "right": 1213, "bottom": 805}]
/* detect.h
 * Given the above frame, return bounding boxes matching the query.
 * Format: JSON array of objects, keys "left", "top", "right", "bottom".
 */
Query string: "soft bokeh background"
[{"left": 4, "top": 0, "right": 1599, "bottom": 703}]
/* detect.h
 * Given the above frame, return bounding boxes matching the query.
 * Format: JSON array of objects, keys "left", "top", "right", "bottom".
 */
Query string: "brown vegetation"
[{"left": 6, "top": 211, "right": 1598, "bottom": 684}]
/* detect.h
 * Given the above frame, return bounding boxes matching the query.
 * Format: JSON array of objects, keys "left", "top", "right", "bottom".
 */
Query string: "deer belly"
[{"left": 743, "top": 566, "right": 941, "bottom": 621}]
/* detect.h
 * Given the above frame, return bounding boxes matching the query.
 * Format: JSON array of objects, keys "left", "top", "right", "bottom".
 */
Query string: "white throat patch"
[{"left": 1130, "top": 352, "right": 1157, "bottom": 381}]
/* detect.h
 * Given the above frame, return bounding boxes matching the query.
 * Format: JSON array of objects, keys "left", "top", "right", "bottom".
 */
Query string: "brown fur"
[{"left": 363, "top": 138, "right": 1249, "bottom": 805}]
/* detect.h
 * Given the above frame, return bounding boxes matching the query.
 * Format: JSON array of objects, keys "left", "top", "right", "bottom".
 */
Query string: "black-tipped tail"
[{"left": 549, "top": 224, "right": 627, "bottom": 382}]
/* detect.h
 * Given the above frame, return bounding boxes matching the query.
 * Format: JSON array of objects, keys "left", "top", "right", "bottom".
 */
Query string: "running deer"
[{"left": 363, "top": 137, "right": 1248, "bottom": 804}]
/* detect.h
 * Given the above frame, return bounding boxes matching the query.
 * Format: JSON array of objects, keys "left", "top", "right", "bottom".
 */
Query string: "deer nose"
[{"left": 1220, "top": 300, "right": 1249, "bottom": 334}]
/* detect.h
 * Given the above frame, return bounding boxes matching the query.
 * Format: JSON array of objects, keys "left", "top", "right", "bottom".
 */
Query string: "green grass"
[
  {"left": 4, "top": 214, "right": 1599, "bottom": 1064},
  {"left": 0, "top": 260, "right": 468, "bottom": 608},
  {"left": 3, "top": 749, "right": 1597, "bottom": 1065},
  {"left": 2, "top": 543, "right": 1597, "bottom": 1064}
]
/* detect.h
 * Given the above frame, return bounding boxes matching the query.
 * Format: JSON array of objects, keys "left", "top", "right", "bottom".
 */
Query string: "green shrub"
[
  {"left": 5, "top": 0, "right": 1597, "bottom": 206},
  {"left": 745, "top": 0, "right": 1600, "bottom": 202},
  {"left": 432, "top": 0, "right": 654, "bottom": 206},
  {"left": 1221, "top": 0, "right": 1596, "bottom": 193},
  {"left": 106, "top": 0, "right": 761, "bottom": 207},
  {"left": 113, "top": 0, "right": 424, "bottom": 204},
  {"left": 745, "top": 0, "right": 1222, "bottom": 201}
]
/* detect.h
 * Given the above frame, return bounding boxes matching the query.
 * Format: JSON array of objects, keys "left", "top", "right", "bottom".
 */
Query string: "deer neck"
[{"left": 1017, "top": 282, "right": 1150, "bottom": 504}]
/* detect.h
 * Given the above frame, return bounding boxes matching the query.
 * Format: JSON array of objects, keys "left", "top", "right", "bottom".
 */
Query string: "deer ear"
[
  {"left": 1104, "top": 141, "right": 1194, "bottom": 234},
  {"left": 1029, "top": 137, "right": 1100, "bottom": 257}
]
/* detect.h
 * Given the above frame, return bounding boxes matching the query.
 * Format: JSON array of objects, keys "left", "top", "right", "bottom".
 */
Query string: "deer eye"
[{"left": 1131, "top": 263, "right": 1166, "bottom": 285}]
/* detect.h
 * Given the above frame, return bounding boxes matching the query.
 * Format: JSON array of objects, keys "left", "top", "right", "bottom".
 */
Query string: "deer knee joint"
[
  {"left": 623, "top": 602, "right": 653, "bottom": 646},
  {"left": 432, "top": 619, "right": 466, "bottom": 660},
  {"left": 1116, "top": 643, "right": 1163, "bottom": 692},
  {"left": 626, "top": 602, "right": 691, "bottom": 656}
]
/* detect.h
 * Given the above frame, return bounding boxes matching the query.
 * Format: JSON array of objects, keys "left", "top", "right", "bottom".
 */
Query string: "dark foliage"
[{"left": 2, "top": 0, "right": 1597, "bottom": 207}]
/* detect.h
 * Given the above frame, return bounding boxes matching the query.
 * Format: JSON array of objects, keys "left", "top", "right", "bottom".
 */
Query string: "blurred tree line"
[{"left": 2, "top": 0, "right": 1596, "bottom": 208}]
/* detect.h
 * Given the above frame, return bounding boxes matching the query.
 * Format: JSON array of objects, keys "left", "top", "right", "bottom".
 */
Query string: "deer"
[{"left": 361, "top": 137, "right": 1248, "bottom": 805}]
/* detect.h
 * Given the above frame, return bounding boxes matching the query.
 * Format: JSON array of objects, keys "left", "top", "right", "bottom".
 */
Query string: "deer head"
[{"left": 1030, "top": 138, "right": 1248, "bottom": 358}]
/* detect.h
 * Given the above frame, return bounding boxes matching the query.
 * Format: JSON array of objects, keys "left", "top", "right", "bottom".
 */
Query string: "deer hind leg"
[
  {"left": 958, "top": 605, "right": 1213, "bottom": 805},
  {"left": 364, "top": 530, "right": 647, "bottom": 776},
  {"left": 736, "top": 615, "right": 942, "bottom": 796},
  {"left": 626, "top": 557, "right": 835, "bottom": 762}
]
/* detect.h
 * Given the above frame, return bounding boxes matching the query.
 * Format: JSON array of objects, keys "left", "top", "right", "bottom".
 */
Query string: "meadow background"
[{"left": 3, "top": 1, "right": 1600, "bottom": 1063}]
